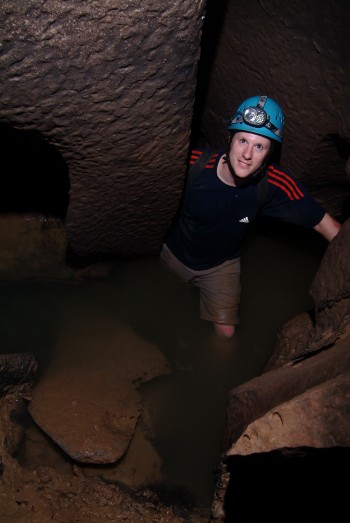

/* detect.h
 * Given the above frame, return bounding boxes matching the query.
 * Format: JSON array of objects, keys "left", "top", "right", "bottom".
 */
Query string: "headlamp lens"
[{"left": 243, "top": 107, "right": 268, "bottom": 127}]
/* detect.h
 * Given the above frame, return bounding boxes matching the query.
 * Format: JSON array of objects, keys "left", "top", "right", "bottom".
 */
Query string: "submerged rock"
[{"left": 28, "top": 318, "right": 171, "bottom": 464}]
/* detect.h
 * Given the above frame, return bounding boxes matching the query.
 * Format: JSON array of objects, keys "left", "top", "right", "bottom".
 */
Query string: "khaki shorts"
[{"left": 160, "top": 243, "right": 241, "bottom": 326}]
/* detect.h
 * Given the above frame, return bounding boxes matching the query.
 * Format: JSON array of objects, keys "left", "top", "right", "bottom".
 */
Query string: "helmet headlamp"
[{"left": 242, "top": 107, "right": 268, "bottom": 127}]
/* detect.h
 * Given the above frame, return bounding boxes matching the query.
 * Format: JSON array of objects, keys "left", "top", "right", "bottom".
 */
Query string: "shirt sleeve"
[{"left": 262, "top": 164, "right": 325, "bottom": 228}]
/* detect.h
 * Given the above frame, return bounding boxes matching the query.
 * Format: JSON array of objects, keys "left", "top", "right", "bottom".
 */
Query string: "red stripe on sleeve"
[
  {"left": 206, "top": 153, "right": 219, "bottom": 168},
  {"left": 190, "top": 149, "right": 202, "bottom": 165},
  {"left": 268, "top": 179, "right": 295, "bottom": 199},
  {"left": 189, "top": 150, "right": 219, "bottom": 168},
  {"left": 267, "top": 166, "right": 304, "bottom": 200}
]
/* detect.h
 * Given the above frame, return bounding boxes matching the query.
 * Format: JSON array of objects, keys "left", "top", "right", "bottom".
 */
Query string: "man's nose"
[{"left": 243, "top": 146, "right": 253, "bottom": 159}]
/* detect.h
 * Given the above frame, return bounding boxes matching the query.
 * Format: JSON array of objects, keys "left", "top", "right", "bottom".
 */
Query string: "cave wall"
[
  {"left": 0, "top": 0, "right": 349, "bottom": 259},
  {"left": 0, "top": 0, "right": 206, "bottom": 256},
  {"left": 197, "top": 0, "right": 350, "bottom": 219}
]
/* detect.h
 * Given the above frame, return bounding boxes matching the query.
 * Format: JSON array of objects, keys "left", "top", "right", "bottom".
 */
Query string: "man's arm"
[{"left": 313, "top": 212, "right": 341, "bottom": 242}]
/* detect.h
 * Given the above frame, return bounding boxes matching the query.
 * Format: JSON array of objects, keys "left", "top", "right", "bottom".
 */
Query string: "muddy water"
[{"left": 0, "top": 222, "right": 327, "bottom": 509}]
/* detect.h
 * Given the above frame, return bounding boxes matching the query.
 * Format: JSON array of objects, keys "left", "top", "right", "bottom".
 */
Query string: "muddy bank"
[{"left": 0, "top": 351, "right": 208, "bottom": 522}]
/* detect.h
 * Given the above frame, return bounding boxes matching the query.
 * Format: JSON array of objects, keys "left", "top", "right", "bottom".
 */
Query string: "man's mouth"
[{"left": 238, "top": 159, "right": 251, "bottom": 168}]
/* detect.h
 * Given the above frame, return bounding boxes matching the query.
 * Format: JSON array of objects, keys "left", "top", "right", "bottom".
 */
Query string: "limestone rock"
[{"left": 28, "top": 319, "right": 171, "bottom": 464}]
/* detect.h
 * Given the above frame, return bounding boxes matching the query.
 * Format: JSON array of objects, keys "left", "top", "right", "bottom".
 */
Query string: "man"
[{"left": 160, "top": 95, "right": 341, "bottom": 339}]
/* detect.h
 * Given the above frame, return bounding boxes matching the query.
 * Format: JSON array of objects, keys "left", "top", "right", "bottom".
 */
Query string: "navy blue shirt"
[{"left": 165, "top": 148, "right": 325, "bottom": 271}]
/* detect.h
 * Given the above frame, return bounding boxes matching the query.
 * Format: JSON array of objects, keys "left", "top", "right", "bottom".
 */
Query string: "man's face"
[{"left": 229, "top": 132, "right": 271, "bottom": 179}]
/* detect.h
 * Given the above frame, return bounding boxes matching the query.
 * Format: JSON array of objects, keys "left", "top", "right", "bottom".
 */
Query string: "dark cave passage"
[
  {"left": 223, "top": 447, "right": 350, "bottom": 522},
  {"left": 0, "top": 122, "right": 70, "bottom": 219}
]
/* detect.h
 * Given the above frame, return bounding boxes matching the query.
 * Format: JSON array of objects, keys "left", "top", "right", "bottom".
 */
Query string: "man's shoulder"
[
  {"left": 189, "top": 147, "right": 224, "bottom": 169},
  {"left": 266, "top": 163, "right": 294, "bottom": 178},
  {"left": 186, "top": 147, "right": 224, "bottom": 187}
]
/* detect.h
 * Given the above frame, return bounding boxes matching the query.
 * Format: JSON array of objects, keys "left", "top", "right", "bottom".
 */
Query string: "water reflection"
[{"left": 0, "top": 223, "right": 327, "bottom": 509}]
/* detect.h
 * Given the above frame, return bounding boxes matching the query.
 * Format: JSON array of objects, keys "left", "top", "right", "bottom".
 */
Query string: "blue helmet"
[{"left": 228, "top": 95, "right": 284, "bottom": 143}]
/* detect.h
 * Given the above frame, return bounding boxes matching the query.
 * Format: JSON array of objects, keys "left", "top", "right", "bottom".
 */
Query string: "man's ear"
[{"left": 227, "top": 132, "right": 235, "bottom": 149}]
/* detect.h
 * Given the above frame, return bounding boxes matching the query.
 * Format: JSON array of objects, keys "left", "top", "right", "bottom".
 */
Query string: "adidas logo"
[{"left": 239, "top": 216, "right": 249, "bottom": 223}]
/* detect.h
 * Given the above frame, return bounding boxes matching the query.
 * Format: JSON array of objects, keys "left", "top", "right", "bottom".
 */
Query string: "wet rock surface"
[
  {"left": 28, "top": 319, "right": 171, "bottom": 464},
  {"left": 0, "top": 0, "right": 207, "bottom": 257},
  {"left": 0, "top": 336, "right": 207, "bottom": 522},
  {"left": 210, "top": 218, "right": 350, "bottom": 522},
  {"left": 0, "top": 353, "right": 38, "bottom": 394}
]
